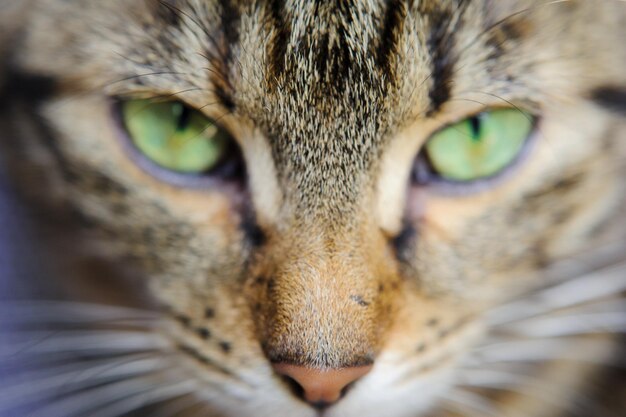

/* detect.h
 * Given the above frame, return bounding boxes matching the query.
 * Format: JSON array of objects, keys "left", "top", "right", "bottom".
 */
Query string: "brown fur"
[{"left": 0, "top": 1, "right": 625, "bottom": 416}]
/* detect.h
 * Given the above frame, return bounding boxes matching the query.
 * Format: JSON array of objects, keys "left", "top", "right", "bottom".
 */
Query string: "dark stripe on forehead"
[
  {"left": 425, "top": 1, "right": 469, "bottom": 115},
  {"left": 220, "top": 0, "right": 241, "bottom": 51},
  {"left": 314, "top": 3, "right": 355, "bottom": 93},
  {"left": 267, "top": 0, "right": 290, "bottom": 89},
  {"left": 215, "top": 0, "right": 241, "bottom": 111},
  {"left": 376, "top": 0, "right": 408, "bottom": 79},
  {"left": 263, "top": 1, "right": 412, "bottom": 94}
]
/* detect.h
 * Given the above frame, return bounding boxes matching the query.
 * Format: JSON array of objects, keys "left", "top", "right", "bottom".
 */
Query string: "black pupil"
[
  {"left": 469, "top": 115, "right": 482, "bottom": 141},
  {"left": 176, "top": 104, "right": 192, "bottom": 131}
]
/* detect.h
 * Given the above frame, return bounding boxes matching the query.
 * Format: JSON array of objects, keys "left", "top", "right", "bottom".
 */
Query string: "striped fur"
[{"left": 0, "top": 1, "right": 625, "bottom": 416}]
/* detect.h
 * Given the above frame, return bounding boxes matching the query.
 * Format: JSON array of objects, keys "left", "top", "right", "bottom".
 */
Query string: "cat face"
[{"left": 2, "top": 0, "right": 625, "bottom": 416}]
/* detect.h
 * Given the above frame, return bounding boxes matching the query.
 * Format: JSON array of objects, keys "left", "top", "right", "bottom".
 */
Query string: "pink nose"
[{"left": 273, "top": 363, "right": 373, "bottom": 406}]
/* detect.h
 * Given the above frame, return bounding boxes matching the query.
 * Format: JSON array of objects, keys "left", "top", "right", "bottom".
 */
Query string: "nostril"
[
  {"left": 273, "top": 363, "right": 373, "bottom": 406},
  {"left": 281, "top": 374, "right": 350, "bottom": 405},
  {"left": 281, "top": 374, "right": 305, "bottom": 399},
  {"left": 340, "top": 381, "right": 356, "bottom": 398}
]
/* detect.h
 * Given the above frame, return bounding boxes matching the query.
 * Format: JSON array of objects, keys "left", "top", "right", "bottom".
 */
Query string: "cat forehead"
[
  {"left": 139, "top": 0, "right": 532, "bottom": 129},
  {"left": 21, "top": 0, "right": 543, "bottom": 215},
  {"left": 29, "top": 0, "right": 528, "bottom": 131},
  {"left": 161, "top": 0, "right": 477, "bottom": 116},
  {"left": 211, "top": 0, "right": 484, "bottom": 211},
  {"left": 159, "top": 5, "right": 464, "bottom": 130}
]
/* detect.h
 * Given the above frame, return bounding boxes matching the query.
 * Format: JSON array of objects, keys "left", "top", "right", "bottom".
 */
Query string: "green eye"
[
  {"left": 425, "top": 109, "right": 534, "bottom": 182},
  {"left": 121, "top": 100, "right": 231, "bottom": 174}
]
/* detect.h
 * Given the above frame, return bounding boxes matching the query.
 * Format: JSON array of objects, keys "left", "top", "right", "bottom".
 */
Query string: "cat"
[{"left": 0, "top": 0, "right": 625, "bottom": 416}]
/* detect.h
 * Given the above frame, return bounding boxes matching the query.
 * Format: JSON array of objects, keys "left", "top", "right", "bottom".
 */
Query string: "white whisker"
[
  {"left": 438, "top": 388, "right": 502, "bottom": 417},
  {"left": 0, "top": 355, "right": 166, "bottom": 408},
  {"left": 1, "top": 331, "right": 170, "bottom": 357},
  {"left": 25, "top": 373, "right": 174, "bottom": 417},
  {"left": 456, "top": 369, "right": 585, "bottom": 412},
  {"left": 456, "top": 368, "right": 531, "bottom": 388},
  {"left": 506, "top": 312, "right": 626, "bottom": 337},
  {"left": 457, "top": 368, "right": 566, "bottom": 399},
  {"left": 487, "top": 261, "right": 626, "bottom": 326},
  {"left": 148, "top": 395, "right": 205, "bottom": 417},
  {"left": 0, "top": 301, "right": 160, "bottom": 324},
  {"left": 471, "top": 338, "right": 619, "bottom": 365},
  {"left": 88, "top": 380, "right": 198, "bottom": 417}
]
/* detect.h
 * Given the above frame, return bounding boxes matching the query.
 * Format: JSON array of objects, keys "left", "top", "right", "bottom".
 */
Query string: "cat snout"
[{"left": 273, "top": 363, "right": 373, "bottom": 406}]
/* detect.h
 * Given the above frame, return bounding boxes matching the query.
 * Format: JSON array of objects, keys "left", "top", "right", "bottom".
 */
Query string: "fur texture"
[{"left": 0, "top": 1, "right": 625, "bottom": 416}]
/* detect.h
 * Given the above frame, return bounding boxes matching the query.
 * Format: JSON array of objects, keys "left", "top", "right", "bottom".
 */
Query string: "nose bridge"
[
  {"left": 266, "top": 94, "right": 382, "bottom": 222},
  {"left": 256, "top": 222, "right": 393, "bottom": 369}
]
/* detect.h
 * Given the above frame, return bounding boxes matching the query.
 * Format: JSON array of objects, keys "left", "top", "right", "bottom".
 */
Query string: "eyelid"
[{"left": 428, "top": 104, "right": 533, "bottom": 130}]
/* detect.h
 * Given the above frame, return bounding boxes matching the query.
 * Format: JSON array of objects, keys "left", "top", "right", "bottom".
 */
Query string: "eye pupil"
[
  {"left": 469, "top": 116, "right": 482, "bottom": 141},
  {"left": 174, "top": 103, "right": 192, "bottom": 131}
]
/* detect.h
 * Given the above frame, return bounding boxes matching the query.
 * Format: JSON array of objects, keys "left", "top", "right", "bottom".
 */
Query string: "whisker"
[
  {"left": 0, "top": 301, "right": 160, "bottom": 325},
  {"left": 471, "top": 338, "right": 620, "bottom": 366},
  {"left": 1, "top": 331, "right": 170, "bottom": 358},
  {"left": 185, "top": 402, "right": 214, "bottom": 417},
  {"left": 455, "top": 0, "right": 575, "bottom": 65},
  {"left": 25, "top": 372, "right": 175, "bottom": 417},
  {"left": 438, "top": 388, "right": 502, "bottom": 417},
  {"left": 148, "top": 395, "right": 206, "bottom": 417},
  {"left": 541, "top": 239, "right": 626, "bottom": 284},
  {"left": 157, "top": 1, "right": 229, "bottom": 65},
  {"left": 505, "top": 312, "right": 626, "bottom": 338},
  {"left": 456, "top": 369, "right": 587, "bottom": 414},
  {"left": 486, "top": 261, "right": 626, "bottom": 326},
  {"left": 98, "top": 71, "right": 193, "bottom": 91},
  {"left": 493, "top": 298, "right": 626, "bottom": 329},
  {"left": 0, "top": 355, "right": 166, "bottom": 410},
  {"left": 456, "top": 368, "right": 532, "bottom": 389},
  {"left": 87, "top": 380, "right": 198, "bottom": 417}
]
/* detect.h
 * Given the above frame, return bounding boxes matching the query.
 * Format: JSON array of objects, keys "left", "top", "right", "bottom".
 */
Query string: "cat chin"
[{"left": 202, "top": 396, "right": 317, "bottom": 417}]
